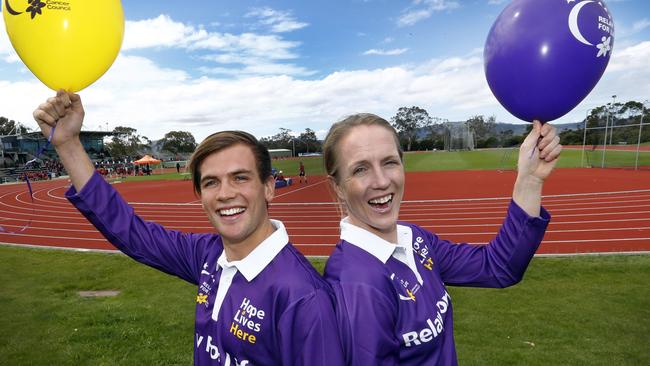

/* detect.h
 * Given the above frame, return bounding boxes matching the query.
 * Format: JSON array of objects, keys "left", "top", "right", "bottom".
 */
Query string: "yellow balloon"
[{"left": 3, "top": 0, "right": 124, "bottom": 92}]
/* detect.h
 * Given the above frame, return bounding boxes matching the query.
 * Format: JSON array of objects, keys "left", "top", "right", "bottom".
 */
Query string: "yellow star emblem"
[
  {"left": 196, "top": 293, "right": 208, "bottom": 304},
  {"left": 406, "top": 289, "right": 416, "bottom": 302}
]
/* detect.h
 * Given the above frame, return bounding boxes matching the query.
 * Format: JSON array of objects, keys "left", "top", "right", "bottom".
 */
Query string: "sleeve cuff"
[
  {"left": 65, "top": 171, "right": 105, "bottom": 202},
  {"left": 508, "top": 199, "right": 551, "bottom": 226}
]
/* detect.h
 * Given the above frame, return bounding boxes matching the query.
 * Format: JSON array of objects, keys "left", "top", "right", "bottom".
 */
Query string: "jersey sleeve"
[
  {"left": 330, "top": 281, "right": 400, "bottom": 365},
  {"left": 429, "top": 199, "right": 551, "bottom": 288},
  {"left": 65, "top": 171, "right": 215, "bottom": 285},
  {"left": 276, "top": 288, "right": 346, "bottom": 366}
]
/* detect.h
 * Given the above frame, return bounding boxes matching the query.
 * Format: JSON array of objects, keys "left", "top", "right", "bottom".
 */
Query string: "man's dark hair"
[{"left": 188, "top": 131, "right": 272, "bottom": 194}]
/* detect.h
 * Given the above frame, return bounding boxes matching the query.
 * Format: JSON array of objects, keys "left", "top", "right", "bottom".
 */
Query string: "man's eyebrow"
[
  {"left": 230, "top": 169, "right": 253, "bottom": 176},
  {"left": 200, "top": 169, "right": 253, "bottom": 182}
]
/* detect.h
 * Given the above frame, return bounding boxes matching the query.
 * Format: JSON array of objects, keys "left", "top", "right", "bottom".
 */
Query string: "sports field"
[{"left": 1, "top": 149, "right": 649, "bottom": 365}]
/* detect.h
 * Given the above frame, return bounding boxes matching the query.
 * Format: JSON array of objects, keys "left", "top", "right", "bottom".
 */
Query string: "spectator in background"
[
  {"left": 276, "top": 170, "right": 286, "bottom": 184},
  {"left": 176, "top": 162, "right": 181, "bottom": 173},
  {"left": 299, "top": 161, "right": 307, "bottom": 184}
]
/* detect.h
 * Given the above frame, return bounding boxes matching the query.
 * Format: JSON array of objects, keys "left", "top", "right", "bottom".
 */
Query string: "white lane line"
[{"left": 274, "top": 179, "right": 329, "bottom": 199}]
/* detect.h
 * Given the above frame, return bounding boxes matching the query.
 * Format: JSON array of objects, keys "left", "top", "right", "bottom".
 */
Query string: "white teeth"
[
  {"left": 369, "top": 194, "right": 392, "bottom": 205},
  {"left": 219, "top": 207, "right": 245, "bottom": 216}
]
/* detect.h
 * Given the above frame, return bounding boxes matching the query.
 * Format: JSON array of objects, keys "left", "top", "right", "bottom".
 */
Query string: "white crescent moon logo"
[{"left": 569, "top": 0, "right": 594, "bottom": 46}]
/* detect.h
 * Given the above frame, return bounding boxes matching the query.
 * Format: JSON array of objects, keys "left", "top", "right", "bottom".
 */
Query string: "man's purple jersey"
[
  {"left": 324, "top": 200, "right": 550, "bottom": 365},
  {"left": 67, "top": 172, "right": 344, "bottom": 365}
]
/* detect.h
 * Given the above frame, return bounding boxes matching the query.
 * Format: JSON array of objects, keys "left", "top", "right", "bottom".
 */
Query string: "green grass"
[
  {"left": 272, "top": 156, "right": 325, "bottom": 176},
  {"left": 0, "top": 246, "right": 195, "bottom": 366},
  {"left": 118, "top": 172, "right": 189, "bottom": 182},
  {"left": 271, "top": 148, "right": 650, "bottom": 176},
  {"left": 0, "top": 246, "right": 647, "bottom": 365},
  {"left": 451, "top": 255, "right": 650, "bottom": 365},
  {"left": 581, "top": 149, "right": 650, "bottom": 168}
]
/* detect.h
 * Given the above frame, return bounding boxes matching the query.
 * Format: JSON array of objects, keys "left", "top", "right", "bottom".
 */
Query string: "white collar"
[
  {"left": 340, "top": 217, "right": 412, "bottom": 263},
  {"left": 216, "top": 219, "right": 289, "bottom": 282},
  {"left": 340, "top": 217, "right": 423, "bottom": 285}
]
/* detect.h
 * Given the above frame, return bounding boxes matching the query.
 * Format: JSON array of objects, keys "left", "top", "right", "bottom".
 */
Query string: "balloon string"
[{"left": 0, "top": 126, "right": 56, "bottom": 234}]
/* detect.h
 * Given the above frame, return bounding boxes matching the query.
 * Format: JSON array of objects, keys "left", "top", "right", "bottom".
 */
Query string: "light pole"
[
  {"left": 609, "top": 95, "right": 616, "bottom": 145},
  {"left": 601, "top": 104, "right": 609, "bottom": 168},
  {"left": 635, "top": 99, "right": 649, "bottom": 170},
  {"left": 601, "top": 95, "right": 617, "bottom": 168},
  {"left": 581, "top": 108, "right": 593, "bottom": 168}
]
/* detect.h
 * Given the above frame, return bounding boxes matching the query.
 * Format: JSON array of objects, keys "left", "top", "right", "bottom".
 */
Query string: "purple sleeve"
[
  {"left": 431, "top": 200, "right": 550, "bottom": 288},
  {"left": 331, "top": 282, "right": 400, "bottom": 365},
  {"left": 277, "top": 289, "right": 346, "bottom": 366},
  {"left": 65, "top": 172, "right": 214, "bottom": 285}
]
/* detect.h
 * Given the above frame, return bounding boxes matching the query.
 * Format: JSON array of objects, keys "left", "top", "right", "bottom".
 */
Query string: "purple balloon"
[{"left": 484, "top": 0, "right": 614, "bottom": 122}]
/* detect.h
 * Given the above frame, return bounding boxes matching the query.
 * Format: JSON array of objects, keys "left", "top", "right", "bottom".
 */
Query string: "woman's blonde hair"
[{"left": 322, "top": 113, "right": 402, "bottom": 183}]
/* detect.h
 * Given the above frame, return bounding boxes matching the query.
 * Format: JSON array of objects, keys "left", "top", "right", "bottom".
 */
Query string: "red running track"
[{"left": 1, "top": 168, "right": 649, "bottom": 256}]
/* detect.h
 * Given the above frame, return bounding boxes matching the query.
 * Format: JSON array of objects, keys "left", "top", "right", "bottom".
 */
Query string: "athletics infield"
[{"left": 1, "top": 168, "right": 649, "bottom": 256}]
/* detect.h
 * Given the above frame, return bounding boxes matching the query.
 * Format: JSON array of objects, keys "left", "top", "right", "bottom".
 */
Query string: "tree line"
[
  {"left": 559, "top": 100, "right": 650, "bottom": 146},
  {"left": 103, "top": 127, "right": 197, "bottom": 160},
  {"left": 390, "top": 106, "right": 521, "bottom": 151},
  {"left": 3, "top": 99, "right": 648, "bottom": 160},
  {"left": 390, "top": 101, "right": 648, "bottom": 151}
]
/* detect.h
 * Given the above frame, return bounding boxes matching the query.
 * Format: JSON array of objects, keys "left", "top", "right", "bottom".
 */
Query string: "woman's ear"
[{"left": 328, "top": 175, "right": 345, "bottom": 203}]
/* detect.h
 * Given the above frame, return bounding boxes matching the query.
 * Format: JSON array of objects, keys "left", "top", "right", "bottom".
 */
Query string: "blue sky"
[{"left": 2, "top": 0, "right": 649, "bottom": 141}]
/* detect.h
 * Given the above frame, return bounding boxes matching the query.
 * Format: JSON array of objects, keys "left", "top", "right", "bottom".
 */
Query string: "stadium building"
[{"left": 0, "top": 130, "right": 114, "bottom": 168}]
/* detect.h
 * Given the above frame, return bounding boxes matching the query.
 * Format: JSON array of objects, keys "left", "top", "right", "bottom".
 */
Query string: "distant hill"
[
  {"left": 494, "top": 121, "right": 582, "bottom": 134},
  {"left": 416, "top": 121, "right": 582, "bottom": 138}
]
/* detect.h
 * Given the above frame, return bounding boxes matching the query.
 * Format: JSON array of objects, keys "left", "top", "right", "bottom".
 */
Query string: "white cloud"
[
  {"left": 124, "top": 15, "right": 301, "bottom": 57},
  {"left": 0, "top": 15, "right": 19, "bottom": 62},
  {"left": 398, "top": 10, "right": 432, "bottom": 27},
  {"left": 2, "top": 40, "right": 648, "bottom": 143},
  {"left": 607, "top": 41, "right": 650, "bottom": 73},
  {"left": 632, "top": 18, "right": 650, "bottom": 33},
  {"left": 398, "top": 0, "right": 460, "bottom": 27},
  {"left": 363, "top": 48, "right": 409, "bottom": 56},
  {"left": 561, "top": 41, "right": 650, "bottom": 122},
  {"left": 121, "top": 15, "right": 308, "bottom": 77},
  {"left": 199, "top": 62, "right": 316, "bottom": 77},
  {"left": 245, "top": 7, "right": 308, "bottom": 33},
  {"left": 122, "top": 15, "right": 207, "bottom": 50}
]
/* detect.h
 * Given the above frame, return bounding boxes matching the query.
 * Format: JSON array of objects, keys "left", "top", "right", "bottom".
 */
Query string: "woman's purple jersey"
[{"left": 324, "top": 200, "right": 550, "bottom": 365}]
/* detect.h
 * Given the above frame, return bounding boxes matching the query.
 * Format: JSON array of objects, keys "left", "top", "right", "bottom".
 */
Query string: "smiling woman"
[{"left": 322, "top": 113, "right": 562, "bottom": 365}]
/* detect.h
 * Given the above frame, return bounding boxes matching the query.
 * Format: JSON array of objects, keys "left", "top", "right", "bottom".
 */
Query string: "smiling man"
[{"left": 33, "top": 91, "right": 343, "bottom": 365}]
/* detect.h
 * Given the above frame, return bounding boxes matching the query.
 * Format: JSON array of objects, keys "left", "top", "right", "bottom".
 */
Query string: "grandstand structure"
[{"left": 0, "top": 130, "right": 114, "bottom": 183}]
